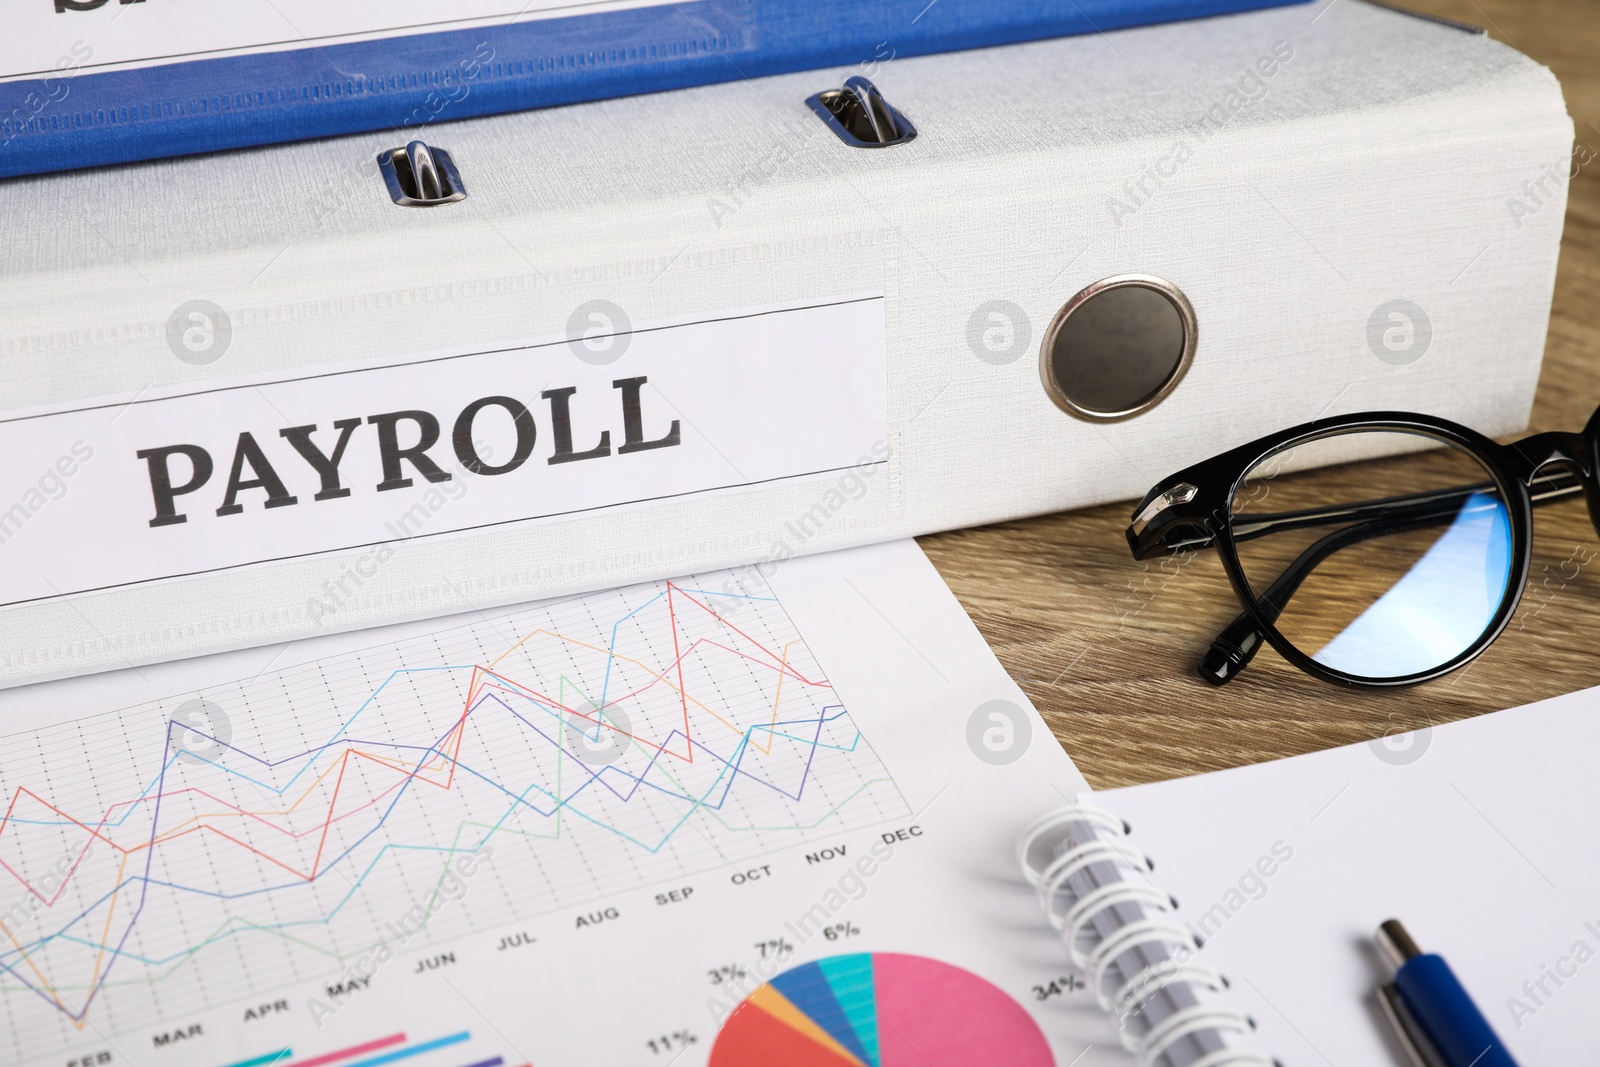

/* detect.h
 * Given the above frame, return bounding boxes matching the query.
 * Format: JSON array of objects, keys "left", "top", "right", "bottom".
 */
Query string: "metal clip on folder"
[
  {"left": 378, "top": 141, "right": 467, "bottom": 207},
  {"left": 807, "top": 77, "right": 918, "bottom": 148}
]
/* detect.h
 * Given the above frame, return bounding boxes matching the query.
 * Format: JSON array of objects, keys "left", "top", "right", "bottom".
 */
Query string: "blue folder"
[{"left": 0, "top": 0, "right": 1305, "bottom": 179}]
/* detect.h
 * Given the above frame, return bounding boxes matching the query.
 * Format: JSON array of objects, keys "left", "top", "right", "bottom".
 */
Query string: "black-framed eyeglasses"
[{"left": 1126, "top": 408, "right": 1600, "bottom": 688}]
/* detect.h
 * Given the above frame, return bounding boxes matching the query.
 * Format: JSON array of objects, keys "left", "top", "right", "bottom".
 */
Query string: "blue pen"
[{"left": 1376, "top": 919, "right": 1519, "bottom": 1067}]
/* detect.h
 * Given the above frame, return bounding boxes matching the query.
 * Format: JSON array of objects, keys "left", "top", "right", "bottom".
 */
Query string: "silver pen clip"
[
  {"left": 1376, "top": 920, "right": 1447, "bottom": 1067},
  {"left": 1377, "top": 981, "right": 1448, "bottom": 1067}
]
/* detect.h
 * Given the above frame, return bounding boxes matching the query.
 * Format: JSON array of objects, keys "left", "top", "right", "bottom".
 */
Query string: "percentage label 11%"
[{"left": 647, "top": 1031, "right": 698, "bottom": 1055}]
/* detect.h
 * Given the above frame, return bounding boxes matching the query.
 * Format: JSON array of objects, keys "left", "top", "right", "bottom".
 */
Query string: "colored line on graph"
[
  {"left": 457, "top": 1058, "right": 504, "bottom": 1067},
  {"left": 0, "top": 578, "right": 893, "bottom": 1032},
  {"left": 279, "top": 1033, "right": 406, "bottom": 1067},
  {"left": 221, "top": 1051, "right": 292, "bottom": 1067},
  {"left": 347, "top": 1032, "right": 471, "bottom": 1067}
]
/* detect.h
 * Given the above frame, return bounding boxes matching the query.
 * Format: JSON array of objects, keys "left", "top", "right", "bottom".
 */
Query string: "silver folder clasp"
[
  {"left": 378, "top": 141, "right": 467, "bottom": 207},
  {"left": 807, "top": 76, "right": 917, "bottom": 148}
]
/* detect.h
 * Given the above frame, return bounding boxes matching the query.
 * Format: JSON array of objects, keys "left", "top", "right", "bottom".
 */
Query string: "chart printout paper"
[{"left": 0, "top": 540, "right": 1122, "bottom": 1067}]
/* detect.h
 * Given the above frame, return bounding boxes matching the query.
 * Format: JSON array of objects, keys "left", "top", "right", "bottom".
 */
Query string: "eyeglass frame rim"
[{"left": 1125, "top": 409, "right": 1564, "bottom": 688}]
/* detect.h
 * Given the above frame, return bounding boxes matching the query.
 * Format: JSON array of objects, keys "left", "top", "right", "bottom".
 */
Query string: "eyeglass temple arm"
[
  {"left": 1201, "top": 468, "right": 1583, "bottom": 685},
  {"left": 1201, "top": 507, "right": 1454, "bottom": 684},
  {"left": 1228, "top": 467, "right": 1583, "bottom": 545}
]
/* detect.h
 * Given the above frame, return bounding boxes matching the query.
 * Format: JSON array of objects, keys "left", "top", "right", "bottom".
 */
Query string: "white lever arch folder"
[{"left": 0, "top": 0, "right": 1572, "bottom": 687}]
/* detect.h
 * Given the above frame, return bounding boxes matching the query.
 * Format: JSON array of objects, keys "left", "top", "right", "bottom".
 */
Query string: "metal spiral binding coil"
[{"left": 1017, "top": 803, "right": 1276, "bottom": 1067}]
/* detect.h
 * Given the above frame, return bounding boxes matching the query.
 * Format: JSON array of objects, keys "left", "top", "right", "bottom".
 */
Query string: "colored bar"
[
  {"left": 222, "top": 1052, "right": 292, "bottom": 1067},
  {"left": 349, "top": 1033, "right": 472, "bottom": 1067},
  {"left": 284, "top": 1034, "right": 407, "bottom": 1067},
  {"left": 458, "top": 1059, "right": 503, "bottom": 1067}
]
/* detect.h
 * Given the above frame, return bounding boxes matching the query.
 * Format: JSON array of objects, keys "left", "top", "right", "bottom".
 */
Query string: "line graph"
[{"left": 0, "top": 572, "right": 907, "bottom": 1063}]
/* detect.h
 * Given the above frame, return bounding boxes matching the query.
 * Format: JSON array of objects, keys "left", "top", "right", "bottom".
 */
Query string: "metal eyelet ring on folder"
[
  {"left": 1040, "top": 275, "right": 1197, "bottom": 422},
  {"left": 378, "top": 141, "right": 467, "bottom": 206},
  {"left": 807, "top": 76, "right": 917, "bottom": 148}
]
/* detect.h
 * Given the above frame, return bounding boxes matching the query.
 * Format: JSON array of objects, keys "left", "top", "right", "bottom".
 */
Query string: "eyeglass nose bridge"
[{"left": 1508, "top": 431, "right": 1589, "bottom": 480}]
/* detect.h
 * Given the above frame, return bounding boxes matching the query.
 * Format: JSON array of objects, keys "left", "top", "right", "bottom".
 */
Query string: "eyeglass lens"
[{"left": 1228, "top": 430, "right": 1515, "bottom": 681}]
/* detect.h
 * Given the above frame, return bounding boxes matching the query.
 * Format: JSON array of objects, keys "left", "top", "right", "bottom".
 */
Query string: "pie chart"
[{"left": 709, "top": 952, "right": 1055, "bottom": 1066}]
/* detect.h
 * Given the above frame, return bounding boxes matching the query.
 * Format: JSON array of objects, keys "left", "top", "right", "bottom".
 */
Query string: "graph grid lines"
[{"left": 0, "top": 573, "right": 908, "bottom": 1062}]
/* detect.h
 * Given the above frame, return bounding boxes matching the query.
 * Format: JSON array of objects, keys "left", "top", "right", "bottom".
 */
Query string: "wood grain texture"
[{"left": 919, "top": 0, "right": 1600, "bottom": 789}]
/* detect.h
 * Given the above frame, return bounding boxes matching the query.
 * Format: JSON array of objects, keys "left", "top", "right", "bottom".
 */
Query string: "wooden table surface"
[{"left": 920, "top": 0, "right": 1600, "bottom": 789}]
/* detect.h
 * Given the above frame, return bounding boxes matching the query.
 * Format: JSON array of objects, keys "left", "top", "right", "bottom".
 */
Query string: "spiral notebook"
[{"left": 1018, "top": 685, "right": 1600, "bottom": 1065}]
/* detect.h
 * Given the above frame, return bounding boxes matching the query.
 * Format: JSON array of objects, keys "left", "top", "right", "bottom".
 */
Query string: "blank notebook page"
[{"left": 1100, "top": 686, "right": 1600, "bottom": 1063}]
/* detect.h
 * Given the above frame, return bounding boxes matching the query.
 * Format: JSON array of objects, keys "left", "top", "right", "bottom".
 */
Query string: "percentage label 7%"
[{"left": 754, "top": 938, "right": 795, "bottom": 959}]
